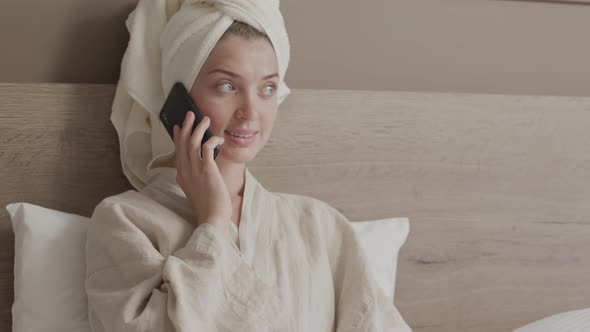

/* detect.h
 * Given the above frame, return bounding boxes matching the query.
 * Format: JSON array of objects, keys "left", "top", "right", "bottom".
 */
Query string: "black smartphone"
[{"left": 159, "top": 82, "right": 220, "bottom": 160}]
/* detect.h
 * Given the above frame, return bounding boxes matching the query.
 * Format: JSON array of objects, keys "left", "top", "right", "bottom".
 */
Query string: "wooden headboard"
[{"left": 1, "top": 83, "right": 589, "bottom": 331}]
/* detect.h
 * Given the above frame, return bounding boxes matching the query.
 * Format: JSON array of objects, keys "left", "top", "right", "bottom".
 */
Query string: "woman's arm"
[{"left": 85, "top": 200, "right": 281, "bottom": 332}]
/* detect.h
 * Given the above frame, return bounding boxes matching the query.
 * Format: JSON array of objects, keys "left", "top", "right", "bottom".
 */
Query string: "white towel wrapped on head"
[{"left": 110, "top": 0, "right": 291, "bottom": 190}]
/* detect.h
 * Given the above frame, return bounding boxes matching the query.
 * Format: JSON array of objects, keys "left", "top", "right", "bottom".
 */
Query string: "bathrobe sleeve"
[
  {"left": 322, "top": 205, "right": 412, "bottom": 332},
  {"left": 85, "top": 194, "right": 281, "bottom": 332}
]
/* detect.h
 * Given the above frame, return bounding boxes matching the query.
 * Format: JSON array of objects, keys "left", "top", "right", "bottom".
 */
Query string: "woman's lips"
[
  {"left": 224, "top": 131, "right": 257, "bottom": 146},
  {"left": 225, "top": 129, "right": 257, "bottom": 135}
]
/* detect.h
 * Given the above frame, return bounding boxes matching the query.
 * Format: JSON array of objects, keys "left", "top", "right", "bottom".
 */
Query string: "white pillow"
[
  {"left": 6, "top": 202, "right": 409, "bottom": 332},
  {"left": 6, "top": 202, "right": 91, "bottom": 332},
  {"left": 513, "top": 308, "right": 590, "bottom": 332},
  {"left": 350, "top": 217, "right": 409, "bottom": 301}
]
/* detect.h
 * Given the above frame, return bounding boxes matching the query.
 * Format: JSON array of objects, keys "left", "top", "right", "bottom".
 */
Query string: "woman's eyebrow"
[{"left": 208, "top": 68, "right": 278, "bottom": 80}]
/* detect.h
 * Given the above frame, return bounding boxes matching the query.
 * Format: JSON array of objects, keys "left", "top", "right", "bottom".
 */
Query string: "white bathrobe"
[{"left": 85, "top": 167, "right": 411, "bottom": 331}]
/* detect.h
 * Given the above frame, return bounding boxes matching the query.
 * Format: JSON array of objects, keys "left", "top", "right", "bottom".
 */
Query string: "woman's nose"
[{"left": 236, "top": 92, "right": 260, "bottom": 119}]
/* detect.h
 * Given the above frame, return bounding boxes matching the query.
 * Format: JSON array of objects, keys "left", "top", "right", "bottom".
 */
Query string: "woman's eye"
[
  {"left": 263, "top": 84, "right": 276, "bottom": 95},
  {"left": 218, "top": 83, "right": 234, "bottom": 92}
]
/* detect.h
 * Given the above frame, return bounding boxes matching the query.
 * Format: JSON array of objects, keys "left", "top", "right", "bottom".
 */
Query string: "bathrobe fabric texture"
[{"left": 85, "top": 167, "right": 411, "bottom": 331}]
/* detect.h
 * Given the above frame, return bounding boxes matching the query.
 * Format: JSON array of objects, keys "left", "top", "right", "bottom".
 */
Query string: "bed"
[{"left": 1, "top": 82, "right": 589, "bottom": 331}]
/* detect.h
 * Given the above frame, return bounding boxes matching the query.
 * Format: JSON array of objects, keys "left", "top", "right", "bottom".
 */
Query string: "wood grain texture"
[
  {"left": 1, "top": 83, "right": 590, "bottom": 331},
  {"left": 0, "top": 83, "right": 132, "bottom": 331}
]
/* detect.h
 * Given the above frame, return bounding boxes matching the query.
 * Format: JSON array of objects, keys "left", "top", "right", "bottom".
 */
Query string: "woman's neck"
[{"left": 217, "top": 161, "right": 246, "bottom": 199}]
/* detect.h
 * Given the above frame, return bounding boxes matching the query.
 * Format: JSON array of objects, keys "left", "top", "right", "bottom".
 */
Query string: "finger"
[
  {"left": 202, "top": 136, "right": 224, "bottom": 164},
  {"left": 175, "top": 115, "right": 193, "bottom": 176},
  {"left": 178, "top": 112, "right": 195, "bottom": 162},
  {"left": 173, "top": 125, "right": 181, "bottom": 167},
  {"left": 189, "top": 115, "right": 210, "bottom": 148},
  {"left": 188, "top": 116, "right": 211, "bottom": 163},
  {"left": 180, "top": 112, "right": 195, "bottom": 145},
  {"left": 177, "top": 112, "right": 194, "bottom": 160},
  {"left": 173, "top": 125, "right": 187, "bottom": 168}
]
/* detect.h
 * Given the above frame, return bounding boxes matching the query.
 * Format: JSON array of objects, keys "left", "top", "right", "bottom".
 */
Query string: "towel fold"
[{"left": 111, "top": 0, "right": 291, "bottom": 190}]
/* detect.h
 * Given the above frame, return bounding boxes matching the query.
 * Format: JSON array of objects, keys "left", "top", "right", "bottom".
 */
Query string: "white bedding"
[{"left": 513, "top": 308, "right": 590, "bottom": 332}]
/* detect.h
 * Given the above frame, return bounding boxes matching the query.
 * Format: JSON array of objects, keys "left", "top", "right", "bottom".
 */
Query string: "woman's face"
[{"left": 189, "top": 34, "right": 279, "bottom": 165}]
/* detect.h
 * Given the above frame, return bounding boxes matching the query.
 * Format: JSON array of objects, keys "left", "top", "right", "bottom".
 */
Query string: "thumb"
[{"left": 202, "top": 136, "right": 224, "bottom": 163}]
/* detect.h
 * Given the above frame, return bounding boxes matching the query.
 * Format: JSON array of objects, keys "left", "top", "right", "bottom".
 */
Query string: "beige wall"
[{"left": 1, "top": 0, "right": 589, "bottom": 96}]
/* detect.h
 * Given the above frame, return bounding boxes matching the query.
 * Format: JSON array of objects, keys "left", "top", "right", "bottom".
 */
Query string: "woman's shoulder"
[
  {"left": 272, "top": 191, "right": 349, "bottom": 231},
  {"left": 96, "top": 189, "right": 149, "bottom": 209},
  {"left": 89, "top": 189, "right": 193, "bottom": 247},
  {"left": 273, "top": 191, "right": 332, "bottom": 215},
  {"left": 270, "top": 192, "right": 358, "bottom": 261},
  {"left": 92, "top": 190, "right": 175, "bottom": 223},
  {"left": 94, "top": 188, "right": 189, "bottom": 221}
]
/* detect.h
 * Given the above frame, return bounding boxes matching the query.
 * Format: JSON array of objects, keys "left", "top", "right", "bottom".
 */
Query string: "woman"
[{"left": 85, "top": 0, "right": 411, "bottom": 331}]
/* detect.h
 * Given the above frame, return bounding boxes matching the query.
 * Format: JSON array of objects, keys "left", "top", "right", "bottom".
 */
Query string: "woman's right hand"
[{"left": 173, "top": 111, "right": 232, "bottom": 234}]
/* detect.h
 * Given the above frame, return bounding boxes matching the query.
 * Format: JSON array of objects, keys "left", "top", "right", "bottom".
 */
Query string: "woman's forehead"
[{"left": 204, "top": 36, "right": 277, "bottom": 70}]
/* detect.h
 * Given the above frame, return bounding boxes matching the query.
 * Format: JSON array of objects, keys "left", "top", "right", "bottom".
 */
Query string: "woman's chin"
[{"left": 217, "top": 146, "right": 257, "bottom": 164}]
